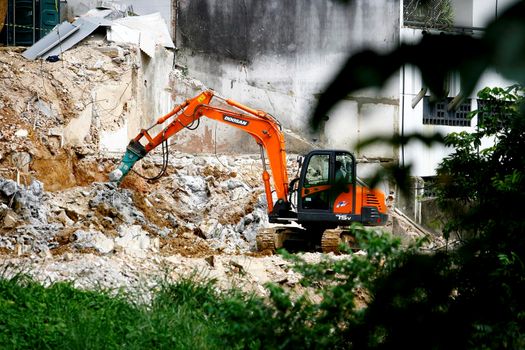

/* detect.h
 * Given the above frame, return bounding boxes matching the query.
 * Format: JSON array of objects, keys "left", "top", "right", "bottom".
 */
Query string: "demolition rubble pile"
[
  {"left": 0, "top": 30, "right": 442, "bottom": 296},
  {"left": 0, "top": 36, "right": 292, "bottom": 294},
  {"left": 0, "top": 155, "right": 270, "bottom": 257}
]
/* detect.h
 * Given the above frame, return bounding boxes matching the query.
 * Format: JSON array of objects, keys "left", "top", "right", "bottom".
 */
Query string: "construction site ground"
[{"left": 0, "top": 41, "right": 441, "bottom": 300}]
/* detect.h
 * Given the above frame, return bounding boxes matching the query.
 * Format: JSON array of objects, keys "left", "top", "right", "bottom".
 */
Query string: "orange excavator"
[{"left": 109, "top": 90, "right": 388, "bottom": 252}]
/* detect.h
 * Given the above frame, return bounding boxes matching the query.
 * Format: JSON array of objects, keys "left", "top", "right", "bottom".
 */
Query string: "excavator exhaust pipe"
[{"left": 109, "top": 140, "right": 147, "bottom": 184}]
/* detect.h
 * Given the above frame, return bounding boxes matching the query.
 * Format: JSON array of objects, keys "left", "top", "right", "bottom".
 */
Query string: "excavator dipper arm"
[{"left": 109, "top": 90, "right": 289, "bottom": 214}]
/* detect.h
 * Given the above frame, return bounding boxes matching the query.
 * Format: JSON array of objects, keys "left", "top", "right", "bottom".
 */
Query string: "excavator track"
[
  {"left": 256, "top": 227, "right": 304, "bottom": 253},
  {"left": 321, "top": 229, "right": 343, "bottom": 253},
  {"left": 256, "top": 228, "right": 279, "bottom": 253}
]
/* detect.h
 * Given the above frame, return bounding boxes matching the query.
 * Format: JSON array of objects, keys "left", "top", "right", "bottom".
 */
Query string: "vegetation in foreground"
[
  {"left": 0, "top": 227, "right": 407, "bottom": 350},
  {"left": 2, "top": 85, "right": 525, "bottom": 349}
]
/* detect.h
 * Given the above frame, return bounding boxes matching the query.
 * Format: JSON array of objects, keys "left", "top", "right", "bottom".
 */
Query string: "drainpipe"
[
  {"left": 172, "top": 0, "right": 178, "bottom": 67},
  {"left": 401, "top": 64, "right": 405, "bottom": 167}
]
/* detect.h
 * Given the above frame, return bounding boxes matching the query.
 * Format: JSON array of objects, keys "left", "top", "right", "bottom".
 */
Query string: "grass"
[
  {"left": 0, "top": 274, "right": 280, "bottom": 350},
  {"left": 0, "top": 230, "right": 410, "bottom": 349}
]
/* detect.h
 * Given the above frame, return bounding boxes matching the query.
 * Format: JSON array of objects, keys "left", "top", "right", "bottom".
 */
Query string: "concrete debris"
[
  {"left": 0, "top": 179, "right": 49, "bottom": 225},
  {"left": 115, "top": 225, "right": 158, "bottom": 257},
  {"left": 72, "top": 229, "right": 115, "bottom": 254},
  {"left": 0, "top": 224, "right": 63, "bottom": 254},
  {"left": 107, "top": 13, "right": 174, "bottom": 57},
  {"left": 89, "top": 182, "right": 146, "bottom": 225},
  {"left": 14, "top": 129, "right": 28, "bottom": 138},
  {"left": 3, "top": 209, "right": 19, "bottom": 228},
  {"left": 11, "top": 152, "right": 32, "bottom": 172},
  {"left": 0, "top": 32, "right": 435, "bottom": 302}
]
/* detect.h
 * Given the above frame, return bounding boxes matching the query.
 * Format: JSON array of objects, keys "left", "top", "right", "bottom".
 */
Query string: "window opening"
[
  {"left": 335, "top": 153, "right": 353, "bottom": 184},
  {"left": 423, "top": 96, "right": 472, "bottom": 126},
  {"left": 304, "top": 154, "right": 330, "bottom": 188}
]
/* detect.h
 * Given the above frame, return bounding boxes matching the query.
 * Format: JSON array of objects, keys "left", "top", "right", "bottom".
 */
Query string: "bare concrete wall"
[{"left": 173, "top": 0, "right": 400, "bottom": 156}]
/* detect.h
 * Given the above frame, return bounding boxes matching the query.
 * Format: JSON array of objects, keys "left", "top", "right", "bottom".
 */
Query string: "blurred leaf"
[
  {"left": 312, "top": 35, "right": 489, "bottom": 129},
  {"left": 356, "top": 132, "right": 444, "bottom": 151},
  {"left": 484, "top": 1, "right": 525, "bottom": 84},
  {"left": 313, "top": 1, "right": 525, "bottom": 129}
]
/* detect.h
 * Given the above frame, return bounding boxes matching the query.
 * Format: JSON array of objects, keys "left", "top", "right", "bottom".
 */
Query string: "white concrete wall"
[
  {"left": 451, "top": 0, "right": 518, "bottom": 28},
  {"left": 98, "top": 46, "right": 174, "bottom": 153},
  {"left": 451, "top": 0, "right": 473, "bottom": 27},
  {"left": 174, "top": 0, "right": 400, "bottom": 157},
  {"left": 400, "top": 27, "right": 514, "bottom": 177},
  {"left": 473, "top": 0, "right": 517, "bottom": 28}
]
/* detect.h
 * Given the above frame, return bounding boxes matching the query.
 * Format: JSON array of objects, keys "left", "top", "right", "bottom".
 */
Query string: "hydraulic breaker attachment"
[{"left": 108, "top": 140, "right": 147, "bottom": 183}]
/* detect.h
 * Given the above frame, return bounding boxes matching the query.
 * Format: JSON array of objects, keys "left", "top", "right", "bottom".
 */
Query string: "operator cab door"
[{"left": 297, "top": 150, "right": 356, "bottom": 216}]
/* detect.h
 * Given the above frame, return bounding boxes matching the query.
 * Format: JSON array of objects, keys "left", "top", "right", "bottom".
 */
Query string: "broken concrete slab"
[
  {"left": 3, "top": 210, "right": 20, "bottom": 228},
  {"left": 107, "top": 13, "right": 174, "bottom": 57},
  {"left": 72, "top": 229, "right": 115, "bottom": 254},
  {"left": 14, "top": 129, "right": 29, "bottom": 138},
  {"left": 115, "top": 225, "right": 156, "bottom": 257},
  {"left": 95, "top": 46, "right": 124, "bottom": 59},
  {"left": 88, "top": 182, "right": 145, "bottom": 225}
]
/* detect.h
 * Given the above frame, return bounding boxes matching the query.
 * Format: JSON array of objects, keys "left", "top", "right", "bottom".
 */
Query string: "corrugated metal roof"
[{"left": 22, "top": 16, "right": 111, "bottom": 60}]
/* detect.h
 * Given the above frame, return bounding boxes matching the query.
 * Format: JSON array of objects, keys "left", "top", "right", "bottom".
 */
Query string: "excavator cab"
[{"left": 293, "top": 150, "right": 387, "bottom": 227}]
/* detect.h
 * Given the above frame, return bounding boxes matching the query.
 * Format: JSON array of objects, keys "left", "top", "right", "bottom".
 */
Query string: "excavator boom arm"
[{"left": 109, "top": 91, "right": 289, "bottom": 213}]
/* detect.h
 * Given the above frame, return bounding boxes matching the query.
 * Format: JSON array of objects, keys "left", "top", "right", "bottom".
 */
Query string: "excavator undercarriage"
[{"left": 255, "top": 226, "right": 360, "bottom": 254}]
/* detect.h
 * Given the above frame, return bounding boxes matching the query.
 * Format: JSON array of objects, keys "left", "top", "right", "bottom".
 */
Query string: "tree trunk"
[{"left": 0, "top": 0, "right": 7, "bottom": 33}]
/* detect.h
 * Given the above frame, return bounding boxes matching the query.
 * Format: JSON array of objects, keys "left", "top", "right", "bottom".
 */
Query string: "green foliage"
[
  {"left": 0, "top": 273, "right": 274, "bottom": 349},
  {"left": 437, "top": 85, "right": 525, "bottom": 239},
  {"left": 265, "top": 225, "right": 417, "bottom": 349},
  {"left": 0, "top": 226, "right": 409, "bottom": 350},
  {"left": 346, "top": 85, "right": 525, "bottom": 349},
  {"left": 0, "top": 274, "right": 144, "bottom": 349},
  {"left": 306, "top": 0, "right": 525, "bottom": 347}
]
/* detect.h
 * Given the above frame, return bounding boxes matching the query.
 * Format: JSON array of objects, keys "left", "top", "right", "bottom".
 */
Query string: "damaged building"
[{"left": 0, "top": 0, "right": 517, "bottom": 290}]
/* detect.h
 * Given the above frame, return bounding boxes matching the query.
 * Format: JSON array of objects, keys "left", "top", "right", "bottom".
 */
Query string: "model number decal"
[
  {"left": 336, "top": 214, "right": 352, "bottom": 221},
  {"left": 223, "top": 115, "right": 249, "bottom": 126}
]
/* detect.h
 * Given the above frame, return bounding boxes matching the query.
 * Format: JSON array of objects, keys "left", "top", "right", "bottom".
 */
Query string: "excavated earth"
[{"left": 0, "top": 41, "right": 441, "bottom": 300}]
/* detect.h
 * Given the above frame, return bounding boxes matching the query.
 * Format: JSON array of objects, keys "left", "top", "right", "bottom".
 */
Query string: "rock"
[
  {"left": 1, "top": 179, "right": 18, "bottom": 196},
  {"left": 91, "top": 60, "right": 105, "bottom": 70},
  {"left": 95, "top": 46, "right": 123, "bottom": 59},
  {"left": 57, "top": 210, "right": 74, "bottom": 227},
  {"left": 11, "top": 152, "right": 32, "bottom": 172},
  {"left": 164, "top": 213, "right": 178, "bottom": 228},
  {"left": 89, "top": 183, "right": 145, "bottom": 224},
  {"left": 230, "top": 187, "right": 248, "bottom": 201},
  {"left": 29, "top": 179, "right": 44, "bottom": 196},
  {"left": 72, "top": 229, "right": 115, "bottom": 254},
  {"left": 224, "top": 179, "right": 247, "bottom": 190},
  {"left": 3, "top": 210, "right": 20, "bottom": 228},
  {"left": 114, "top": 225, "right": 151, "bottom": 257},
  {"left": 205, "top": 255, "right": 215, "bottom": 267},
  {"left": 182, "top": 175, "right": 207, "bottom": 192},
  {"left": 14, "top": 180, "right": 48, "bottom": 225},
  {"left": 0, "top": 203, "right": 8, "bottom": 217},
  {"left": 199, "top": 219, "right": 221, "bottom": 239},
  {"left": 34, "top": 99, "right": 56, "bottom": 119},
  {"left": 15, "top": 129, "right": 29, "bottom": 138}
]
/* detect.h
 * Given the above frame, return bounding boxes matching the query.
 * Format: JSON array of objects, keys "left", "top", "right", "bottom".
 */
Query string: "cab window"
[
  {"left": 335, "top": 153, "right": 353, "bottom": 184},
  {"left": 304, "top": 154, "right": 329, "bottom": 187}
]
